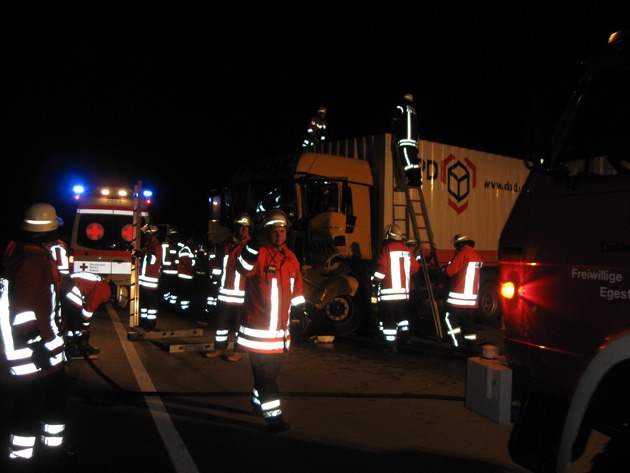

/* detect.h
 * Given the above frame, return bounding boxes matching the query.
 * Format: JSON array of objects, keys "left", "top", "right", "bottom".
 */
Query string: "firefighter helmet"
[
  {"left": 21, "top": 203, "right": 63, "bottom": 232},
  {"left": 263, "top": 210, "right": 289, "bottom": 228},
  {"left": 234, "top": 213, "right": 252, "bottom": 227},
  {"left": 403, "top": 93, "right": 413, "bottom": 102},
  {"left": 386, "top": 224, "right": 403, "bottom": 241},
  {"left": 141, "top": 224, "right": 158, "bottom": 234},
  {"left": 453, "top": 234, "right": 475, "bottom": 247},
  {"left": 317, "top": 106, "right": 327, "bottom": 114}
]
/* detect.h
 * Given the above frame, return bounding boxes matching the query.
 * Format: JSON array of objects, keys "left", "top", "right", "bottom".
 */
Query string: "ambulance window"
[{"left": 76, "top": 215, "right": 134, "bottom": 250}]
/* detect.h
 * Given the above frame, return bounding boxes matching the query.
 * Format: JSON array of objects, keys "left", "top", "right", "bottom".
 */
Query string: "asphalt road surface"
[{"left": 1, "top": 303, "right": 609, "bottom": 473}]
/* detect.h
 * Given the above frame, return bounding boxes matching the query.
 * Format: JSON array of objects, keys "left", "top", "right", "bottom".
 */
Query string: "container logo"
[{"left": 441, "top": 154, "right": 476, "bottom": 215}]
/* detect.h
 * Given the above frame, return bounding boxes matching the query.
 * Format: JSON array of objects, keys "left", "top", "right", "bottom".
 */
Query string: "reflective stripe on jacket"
[
  {"left": 236, "top": 242, "right": 305, "bottom": 354},
  {"left": 1, "top": 242, "right": 64, "bottom": 379},
  {"left": 445, "top": 245, "right": 483, "bottom": 308},
  {"left": 373, "top": 240, "right": 420, "bottom": 302}
]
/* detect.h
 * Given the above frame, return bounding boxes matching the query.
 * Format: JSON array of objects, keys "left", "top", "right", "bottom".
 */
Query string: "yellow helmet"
[
  {"left": 386, "top": 224, "right": 403, "bottom": 241},
  {"left": 21, "top": 203, "right": 62, "bottom": 232},
  {"left": 453, "top": 234, "right": 475, "bottom": 247}
]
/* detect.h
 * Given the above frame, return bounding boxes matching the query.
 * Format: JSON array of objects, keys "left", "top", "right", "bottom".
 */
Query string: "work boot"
[
  {"left": 204, "top": 349, "right": 225, "bottom": 358},
  {"left": 65, "top": 340, "right": 79, "bottom": 358},
  {"left": 225, "top": 352, "right": 242, "bottom": 362},
  {"left": 267, "top": 416, "right": 291, "bottom": 433},
  {"left": 76, "top": 331, "right": 100, "bottom": 358}
]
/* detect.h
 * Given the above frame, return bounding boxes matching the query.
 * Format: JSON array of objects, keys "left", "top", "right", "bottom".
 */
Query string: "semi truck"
[
  {"left": 208, "top": 134, "right": 529, "bottom": 337},
  {"left": 491, "top": 30, "right": 629, "bottom": 472}
]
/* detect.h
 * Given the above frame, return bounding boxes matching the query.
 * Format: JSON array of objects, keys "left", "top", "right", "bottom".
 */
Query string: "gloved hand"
[
  {"left": 132, "top": 249, "right": 144, "bottom": 259},
  {"left": 247, "top": 230, "right": 267, "bottom": 252},
  {"left": 370, "top": 279, "right": 382, "bottom": 304},
  {"left": 60, "top": 275, "right": 75, "bottom": 295},
  {"left": 30, "top": 340, "right": 53, "bottom": 370}
]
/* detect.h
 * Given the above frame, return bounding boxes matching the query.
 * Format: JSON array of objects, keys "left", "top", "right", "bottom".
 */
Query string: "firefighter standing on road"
[
  {"left": 444, "top": 234, "right": 483, "bottom": 356},
  {"left": 372, "top": 224, "right": 421, "bottom": 351},
  {"left": 392, "top": 93, "right": 421, "bottom": 187},
  {"left": 61, "top": 272, "right": 113, "bottom": 359},
  {"left": 160, "top": 226, "right": 180, "bottom": 307},
  {"left": 174, "top": 237, "right": 196, "bottom": 313},
  {"left": 135, "top": 225, "right": 162, "bottom": 329},
  {"left": 302, "top": 106, "right": 327, "bottom": 149},
  {"left": 1, "top": 203, "right": 69, "bottom": 468},
  {"left": 204, "top": 213, "right": 251, "bottom": 361},
  {"left": 235, "top": 209, "right": 305, "bottom": 432}
]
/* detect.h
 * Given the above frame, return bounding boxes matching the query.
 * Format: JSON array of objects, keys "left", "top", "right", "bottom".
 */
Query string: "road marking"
[{"left": 106, "top": 304, "right": 200, "bottom": 473}]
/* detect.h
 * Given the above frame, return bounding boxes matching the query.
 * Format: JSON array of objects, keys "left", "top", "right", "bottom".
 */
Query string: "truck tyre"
[
  {"left": 476, "top": 281, "right": 501, "bottom": 326},
  {"left": 310, "top": 295, "right": 363, "bottom": 336}
]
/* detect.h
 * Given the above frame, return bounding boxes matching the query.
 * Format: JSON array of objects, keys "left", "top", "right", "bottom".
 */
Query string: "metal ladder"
[{"left": 391, "top": 142, "right": 443, "bottom": 340}]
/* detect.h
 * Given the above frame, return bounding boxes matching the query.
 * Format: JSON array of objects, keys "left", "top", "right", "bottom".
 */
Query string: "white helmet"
[
  {"left": 141, "top": 224, "right": 158, "bottom": 234},
  {"left": 234, "top": 213, "right": 252, "bottom": 227},
  {"left": 386, "top": 224, "right": 403, "bottom": 241},
  {"left": 21, "top": 203, "right": 62, "bottom": 232},
  {"left": 264, "top": 210, "right": 289, "bottom": 228}
]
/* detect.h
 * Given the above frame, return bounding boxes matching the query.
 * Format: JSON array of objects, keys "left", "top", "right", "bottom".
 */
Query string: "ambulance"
[{"left": 68, "top": 183, "right": 153, "bottom": 307}]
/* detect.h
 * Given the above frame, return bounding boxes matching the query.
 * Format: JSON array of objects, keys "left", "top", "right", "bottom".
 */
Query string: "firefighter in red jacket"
[
  {"left": 235, "top": 209, "right": 305, "bottom": 432},
  {"left": 46, "top": 238, "right": 69, "bottom": 276},
  {"left": 160, "top": 226, "right": 180, "bottom": 307},
  {"left": 60, "top": 271, "right": 113, "bottom": 358},
  {"left": 136, "top": 225, "right": 163, "bottom": 329},
  {"left": 444, "top": 234, "right": 483, "bottom": 356},
  {"left": 174, "top": 238, "right": 196, "bottom": 313},
  {"left": 204, "top": 212, "right": 251, "bottom": 361},
  {"left": 1, "top": 203, "right": 68, "bottom": 467},
  {"left": 302, "top": 106, "right": 327, "bottom": 148},
  {"left": 372, "top": 223, "right": 421, "bottom": 351}
]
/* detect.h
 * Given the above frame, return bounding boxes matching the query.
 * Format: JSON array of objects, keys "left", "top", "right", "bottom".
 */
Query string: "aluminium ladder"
[{"left": 391, "top": 142, "right": 443, "bottom": 340}]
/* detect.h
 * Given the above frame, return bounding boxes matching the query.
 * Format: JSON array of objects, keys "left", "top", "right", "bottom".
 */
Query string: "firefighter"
[
  {"left": 204, "top": 212, "right": 251, "bottom": 361},
  {"left": 135, "top": 224, "right": 163, "bottom": 329},
  {"left": 391, "top": 93, "right": 421, "bottom": 187},
  {"left": 174, "top": 237, "right": 196, "bottom": 313},
  {"left": 235, "top": 209, "right": 305, "bottom": 432},
  {"left": 372, "top": 224, "right": 421, "bottom": 351},
  {"left": 46, "top": 236, "right": 69, "bottom": 276},
  {"left": 60, "top": 272, "right": 114, "bottom": 359},
  {"left": 160, "top": 226, "right": 180, "bottom": 307},
  {"left": 444, "top": 234, "right": 483, "bottom": 356},
  {"left": 1, "top": 203, "right": 69, "bottom": 468},
  {"left": 302, "top": 105, "right": 327, "bottom": 149}
]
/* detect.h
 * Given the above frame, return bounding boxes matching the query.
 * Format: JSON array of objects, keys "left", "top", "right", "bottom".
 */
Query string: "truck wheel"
[
  {"left": 476, "top": 281, "right": 501, "bottom": 326},
  {"left": 112, "top": 284, "right": 130, "bottom": 309},
  {"left": 310, "top": 295, "right": 362, "bottom": 336}
]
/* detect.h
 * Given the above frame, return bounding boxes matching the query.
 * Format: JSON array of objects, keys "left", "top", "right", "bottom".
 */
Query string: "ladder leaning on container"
[{"left": 391, "top": 140, "right": 443, "bottom": 340}]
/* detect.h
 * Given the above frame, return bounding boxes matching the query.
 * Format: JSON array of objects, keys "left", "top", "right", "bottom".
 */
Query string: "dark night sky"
[{"left": 4, "top": 2, "right": 627, "bottom": 246}]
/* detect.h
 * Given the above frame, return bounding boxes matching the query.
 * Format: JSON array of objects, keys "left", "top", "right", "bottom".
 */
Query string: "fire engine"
[{"left": 496, "top": 30, "right": 629, "bottom": 472}]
